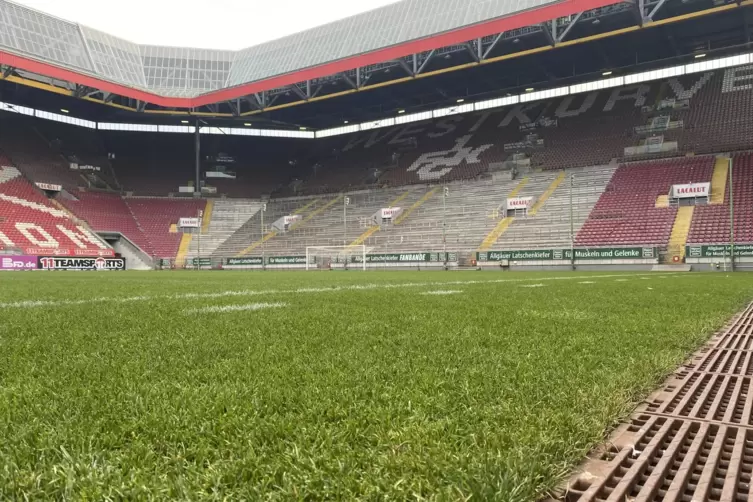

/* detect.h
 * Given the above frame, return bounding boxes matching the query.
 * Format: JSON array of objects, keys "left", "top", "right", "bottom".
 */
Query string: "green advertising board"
[
  {"left": 226, "top": 257, "right": 264, "bottom": 266},
  {"left": 350, "top": 252, "right": 457, "bottom": 264},
  {"left": 477, "top": 247, "right": 656, "bottom": 262},
  {"left": 686, "top": 244, "right": 753, "bottom": 258},
  {"left": 268, "top": 256, "right": 309, "bottom": 265},
  {"left": 189, "top": 257, "right": 213, "bottom": 266}
]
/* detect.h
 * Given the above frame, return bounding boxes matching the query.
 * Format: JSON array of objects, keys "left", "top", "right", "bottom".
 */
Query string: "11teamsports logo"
[{"left": 39, "top": 257, "right": 126, "bottom": 271}]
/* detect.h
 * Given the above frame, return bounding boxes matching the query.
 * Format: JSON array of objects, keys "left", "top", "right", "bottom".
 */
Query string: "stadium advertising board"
[
  {"left": 226, "top": 257, "right": 264, "bottom": 266},
  {"left": 478, "top": 247, "right": 657, "bottom": 262},
  {"left": 35, "top": 182, "right": 62, "bottom": 192},
  {"left": 268, "top": 256, "right": 310, "bottom": 265},
  {"left": 671, "top": 182, "right": 710, "bottom": 198},
  {"left": 506, "top": 197, "right": 533, "bottom": 210},
  {"left": 38, "top": 256, "right": 126, "bottom": 271},
  {"left": 179, "top": 218, "right": 201, "bottom": 228},
  {"left": 350, "top": 252, "right": 457, "bottom": 263},
  {"left": 189, "top": 258, "right": 212, "bottom": 267},
  {"left": 24, "top": 248, "right": 115, "bottom": 257},
  {"left": 380, "top": 207, "right": 402, "bottom": 219},
  {"left": 686, "top": 244, "right": 753, "bottom": 258},
  {"left": 0, "top": 255, "right": 38, "bottom": 270}
]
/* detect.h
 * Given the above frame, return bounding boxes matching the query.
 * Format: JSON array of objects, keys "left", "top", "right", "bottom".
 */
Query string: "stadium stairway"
[
  {"left": 235, "top": 196, "right": 342, "bottom": 257},
  {"left": 710, "top": 156, "right": 729, "bottom": 204},
  {"left": 655, "top": 195, "right": 669, "bottom": 208},
  {"left": 529, "top": 172, "right": 566, "bottom": 215},
  {"left": 667, "top": 206, "right": 694, "bottom": 262},
  {"left": 349, "top": 190, "right": 412, "bottom": 247},
  {"left": 393, "top": 188, "right": 438, "bottom": 226},
  {"left": 477, "top": 177, "right": 530, "bottom": 251}
]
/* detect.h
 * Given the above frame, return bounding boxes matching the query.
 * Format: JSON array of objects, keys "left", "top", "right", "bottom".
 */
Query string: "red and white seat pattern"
[{"left": 0, "top": 166, "right": 112, "bottom": 256}]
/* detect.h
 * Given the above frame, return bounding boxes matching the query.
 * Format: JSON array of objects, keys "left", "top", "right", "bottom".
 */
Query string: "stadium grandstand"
[
  {"left": 0, "top": 0, "right": 752, "bottom": 272},
  {"left": 5, "top": 1, "right": 753, "bottom": 500}
]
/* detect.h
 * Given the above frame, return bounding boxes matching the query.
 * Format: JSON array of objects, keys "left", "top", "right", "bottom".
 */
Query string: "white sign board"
[
  {"left": 36, "top": 182, "right": 62, "bottom": 192},
  {"left": 178, "top": 186, "right": 194, "bottom": 193},
  {"left": 283, "top": 215, "right": 302, "bottom": 225},
  {"left": 671, "top": 182, "right": 710, "bottom": 198},
  {"left": 179, "top": 218, "right": 201, "bottom": 228},
  {"left": 506, "top": 197, "right": 534, "bottom": 210},
  {"left": 380, "top": 207, "right": 402, "bottom": 219}
]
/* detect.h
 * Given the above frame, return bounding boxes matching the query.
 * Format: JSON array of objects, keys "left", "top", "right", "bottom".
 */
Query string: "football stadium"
[{"left": 2, "top": 0, "right": 753, "bottom": 499}]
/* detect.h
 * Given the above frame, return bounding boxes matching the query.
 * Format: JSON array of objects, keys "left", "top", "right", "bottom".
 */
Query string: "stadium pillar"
[
  {"left": 729, "top": 157, "right": 735, "bottom": 271},
  {"left": 569, "top": 175, "right": 575, "bottom": 270},
  {"left": 194, "top": 118, "right": 201, "bottom": 196}
]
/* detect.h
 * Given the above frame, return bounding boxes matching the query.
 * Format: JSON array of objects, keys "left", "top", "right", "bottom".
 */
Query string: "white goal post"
[{"left": 305, "top": 245, "right": 367, "bottom": 271}]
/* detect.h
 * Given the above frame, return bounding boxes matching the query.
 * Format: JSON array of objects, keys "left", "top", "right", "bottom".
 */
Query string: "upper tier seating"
[
  {"left": 688, "top": 153, "right": 753, "bottom": 244},
  {"left": 575, "top": 157, "right": 714, "bottom": 247},
  {"left": 0, "top": 165, "right": 112, "bottom": 255}
]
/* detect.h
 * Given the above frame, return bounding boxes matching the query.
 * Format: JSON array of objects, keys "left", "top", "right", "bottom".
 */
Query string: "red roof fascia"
[{"left": 0, "top": 0, "right": 622, "bottom": 110}]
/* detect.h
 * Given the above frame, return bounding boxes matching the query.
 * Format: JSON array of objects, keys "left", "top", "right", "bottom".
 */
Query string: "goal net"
[{"left": 306, "top": 245, "right": 367, "bottom": 271}]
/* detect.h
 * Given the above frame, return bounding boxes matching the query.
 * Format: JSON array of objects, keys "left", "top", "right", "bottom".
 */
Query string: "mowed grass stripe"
[
  {"left": 0, "top": 272, "right": 687, "bottom": 309},
  {"left": 0, "top": 271, "right": 751, "bottom": 501}
]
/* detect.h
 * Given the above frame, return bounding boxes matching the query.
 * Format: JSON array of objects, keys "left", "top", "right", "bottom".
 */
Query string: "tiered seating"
[
  {"left": 576, "top": 157, "right": 714, "bottom": 246},
  {"left": 125, "top": 198, "right": 206, "bottom": 258},
  {"left": 0, "top": 165, "right": 111, "bottom": 255},
  {"left": 688, "top": 153, "right": 753, "bottom": 244},
  {"left": 0, "top": 117, "right": 85, "bottom": 191},
  {"left": 185, "top": 199, "right": 262, "bottom": 259},
  {"left": 60, "top": 192, "right": 154, "bottom": 255},
  {"left": 676, "top": 68, "right": 753, "bottom": 154},
  {"left": 496, "top": 166, "right": 617, "bottom": 249}
]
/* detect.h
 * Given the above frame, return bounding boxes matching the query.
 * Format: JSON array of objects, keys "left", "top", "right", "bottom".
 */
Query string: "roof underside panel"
[
  {"left": 226, "top": 0, "right": 555, "bottom": 86},
  {"left": 0, "top": 0, "right": 92, "bottom": 72},
  {"left": 139, "top": 45, "right": 234, "bottom": 97},
  {"left": 79, "top": 26, "right": 146, "bottom": 89}
]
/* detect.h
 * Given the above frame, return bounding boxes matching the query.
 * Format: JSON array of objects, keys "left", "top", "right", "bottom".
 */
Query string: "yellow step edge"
[
  {"left": 236, "top": 230, "right": 278, "bottom": 257},
  {"left": 529, "top": 172, "right": 566, "bottom": 215},
  {"left": 201, "top": 200, "right": 213, "bottom": 233},
  {"left": 655, "top": 195, "right": 669, "bottom": 208},
  {"left": 175, "top": 234, "right": 193, "bottom": 266},
  {"left": 478, "top": 218, "right": 514, "bottom": 251},
  {"left": 349, "top": 190, "right": 414, "bottom": 247},
  {"left": 394, "top": 188, "right": 438, "bottom": 225},
  {"left": 293, "top": 198, "right": 321, "bottom": 215},
  {"left": 478, "top": 177, "right": 531, "bottom": 251},
  {"left": 667, "top": 206, "right": 695, "bottom": 261},
  {"left": 291, "top": 195, "right": 343, "bottom": 231},
  {"left": 236, "top": 196, "right": 341, "bottom": 257},
  {"left": 710, "top": 157, "right": 729, "bottom": 205}
]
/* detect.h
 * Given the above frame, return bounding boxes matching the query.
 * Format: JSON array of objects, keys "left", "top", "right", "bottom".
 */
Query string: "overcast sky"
[{"left": 13, "top": 0, "right": 402, "bottom": 50}]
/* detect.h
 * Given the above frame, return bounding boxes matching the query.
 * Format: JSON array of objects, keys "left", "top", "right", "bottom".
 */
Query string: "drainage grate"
[
  {"left": 691, "top": 349, "right": 753, "bottom": 376},
  {"left": 554, "top": 302, "right": 753, "bottom": 502},
  {"left": 644, "top": 374, "right": 753, "bottom": 426},
  {"left": 561, "top": 417, "right": 753, "bottom": 501}
]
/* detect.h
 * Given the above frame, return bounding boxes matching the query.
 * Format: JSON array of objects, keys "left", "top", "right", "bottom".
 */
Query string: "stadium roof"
[{"left": 0, "top": 0, "right": 624, "bottom": 108}]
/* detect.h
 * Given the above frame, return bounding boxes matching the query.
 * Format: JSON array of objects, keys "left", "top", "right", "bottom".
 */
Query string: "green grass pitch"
[{"left": 1, "top": 271, "right": 752, "bottom": 501}]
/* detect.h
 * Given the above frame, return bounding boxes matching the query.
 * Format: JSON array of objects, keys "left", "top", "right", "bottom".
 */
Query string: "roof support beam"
[
  {"left": 290, "top": 84, "right": 308, "bottom": 101},
  {"left": 632, "top": 0, "right": 645, "bottom": 26},
  {"left": 136, "top": 100, "right": 146, "bottom": 113},
  {"left": 540, "top": 22, "right": 555, "bottom": 46},
  {"left": 339, "top": 72, "right": 357, "bottom": 90},
  {"left": 1, "top": 65, "right": 14, "bottom": 79},
  {"left": 556, "top": 12, "right": 582, "bottom": 43},
  {"left": 417, "top": 49, "right": 436, "bottom": 75},
  {"left": 464, "top": 42, "right": 479, "bottom": 62},
  {"left": 395, "top": 58, "right": 414, "bottom": 77},
  {"left": 482, "top": 32, "right": 505, "bottom": 60},
  {"left": 646, "top": 0, "right": 667, "bottom": 21}
]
